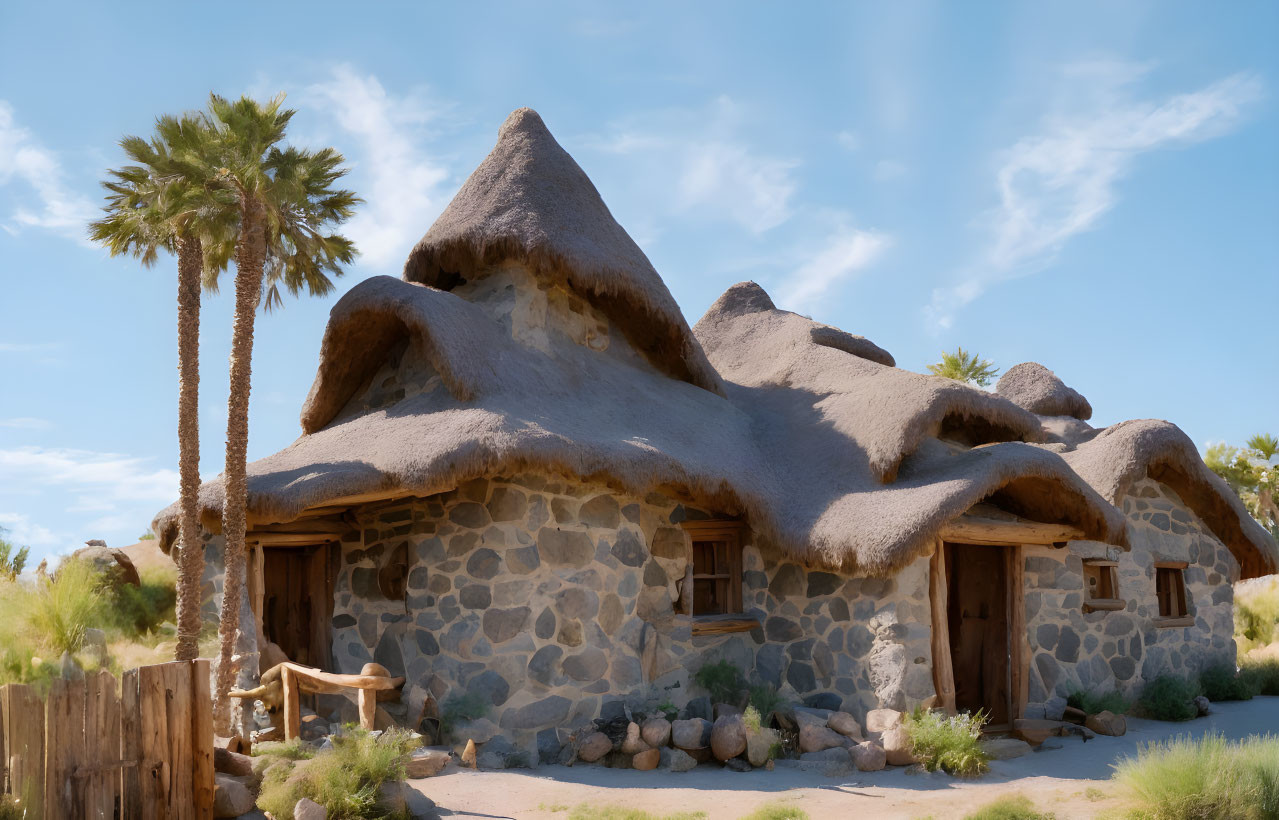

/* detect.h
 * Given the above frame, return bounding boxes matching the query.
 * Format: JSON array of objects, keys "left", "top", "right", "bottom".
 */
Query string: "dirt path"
[{"left": 407, "top": 697, "right": 1279, "bottom": 819}]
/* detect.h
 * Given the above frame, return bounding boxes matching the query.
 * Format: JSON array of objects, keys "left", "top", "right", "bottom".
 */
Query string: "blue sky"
[{"left": 1, "top": 1, "right": 1276, "bottom": 564}]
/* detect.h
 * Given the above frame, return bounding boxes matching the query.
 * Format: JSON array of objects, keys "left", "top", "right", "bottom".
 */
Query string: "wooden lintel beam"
[{"left": 938, "top": 516, "right": 1085, "bottom": 546}]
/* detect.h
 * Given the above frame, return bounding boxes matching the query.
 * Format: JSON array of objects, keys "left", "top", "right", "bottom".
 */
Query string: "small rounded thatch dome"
[{"left": 996, "top": 362, "right": 1092, "bottom": 421}]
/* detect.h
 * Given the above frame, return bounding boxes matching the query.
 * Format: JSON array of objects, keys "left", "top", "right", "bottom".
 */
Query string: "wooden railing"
[{"left": 1, "top": 660, "right": 214, "bottom": 819}]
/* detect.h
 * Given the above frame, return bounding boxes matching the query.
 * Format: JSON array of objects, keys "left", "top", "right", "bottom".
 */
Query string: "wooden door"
[
  {"left": 945, "top": 543, "right": 1011, "bottom": 726},
  {"left": 262, "top": 545, "right": 333, "bottom": 670}
]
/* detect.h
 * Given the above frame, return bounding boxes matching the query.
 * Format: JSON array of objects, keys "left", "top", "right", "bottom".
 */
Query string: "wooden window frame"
[
  {"left": 1154, "top": 561, "right": 1192, "bottom": 627},
  {"left": 1082, "top": 559, "right": 1124, "bottom": 613},
  {"left": 681, "top": 520, "right": 758, "bottom": 635}
]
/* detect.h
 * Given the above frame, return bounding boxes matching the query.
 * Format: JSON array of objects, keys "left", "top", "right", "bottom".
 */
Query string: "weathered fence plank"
[
  {"left": 121, "top": 666, "right": 141, "bottom": 813},
  {"left": 45, "top": 677, "right": 88, "bottom": 819},
  {"left": 189, "top": 660, "right": 215, "bottom": 816},
  {"left": 1, "top": 683, "right": 44, "bottom": 805}
]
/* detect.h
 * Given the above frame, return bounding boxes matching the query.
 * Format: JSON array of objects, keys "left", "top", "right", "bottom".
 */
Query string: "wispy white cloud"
[
  {"left": 0, "top": 512, "right": 59, "bottom": 549},
  {"left": 587, "top": 96, "right": 800, "bottom": 235},
  {"left": 781, "top": 225, "right": 892, "bottom": 313},
  {"left": 0, "top": 446, "right": 178, "bottom": 559},
  {"left": 0, "top": 417, "right": 51, "bottom": 430},
  {"left": 927, "top": 66, "right": 1263, "bottom": 329},
  {"left": 298, "top": 66, "right": 452, "bottom": 270},
  {"left": 836, "top": 130, "right": 861, "bottom": 151},
  {"left": 0, "top": 446, "right": 178, "bottom": 504},
  {"left": 0, "top": 341, "right": 60, "bottom": 353},
  {"left": 0, "top": 101, "right": 96, "bottom": 241}
]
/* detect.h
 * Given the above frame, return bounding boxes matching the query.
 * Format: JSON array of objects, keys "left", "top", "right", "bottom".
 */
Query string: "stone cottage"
[{"left": 155, "top": 108, "right": 1276, "bottom": 751}]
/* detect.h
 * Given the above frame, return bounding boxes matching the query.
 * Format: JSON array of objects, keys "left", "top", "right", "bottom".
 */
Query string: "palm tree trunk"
[
  {"left": 174, "top": 234, "right": 204, "bottom": 662},
  {"left": 214, "top": 195, "right": 266, "bottom": 735}
]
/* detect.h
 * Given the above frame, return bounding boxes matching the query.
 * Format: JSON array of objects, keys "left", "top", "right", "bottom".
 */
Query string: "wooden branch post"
[
  {"left": 269, "top": 663, "right": 404, "bottom": 741},
  {"left": 282, "top": 666, "right": 301, "bottom": 743}
]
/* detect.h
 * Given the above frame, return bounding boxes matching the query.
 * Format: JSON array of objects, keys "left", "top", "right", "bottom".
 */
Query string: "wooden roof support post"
[{"left": 929, "top": 539, "right": 957, "bottom": 714}]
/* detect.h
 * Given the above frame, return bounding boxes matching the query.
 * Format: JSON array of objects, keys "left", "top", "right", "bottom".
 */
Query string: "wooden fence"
[{"left": 1, "top": 659, "right": 214, "bottom": 819}]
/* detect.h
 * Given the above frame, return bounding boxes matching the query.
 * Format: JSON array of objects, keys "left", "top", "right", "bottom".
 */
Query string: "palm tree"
[
  {"left": 198, "top": 93, "right": 359, "bottom": 732},
  {"left": 927, "top": 347, "right": 1000, "bottom": 388},
  {"left": 88, "top": 114, "right": 234, "bottom": 662}
]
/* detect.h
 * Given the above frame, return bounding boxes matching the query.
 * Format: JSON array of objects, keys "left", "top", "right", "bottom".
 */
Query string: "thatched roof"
[
  {"left": 402, "top": 108, "right": 723, "bottom": 396},
  {"left": 997, "top": 362, "right": 1093, "bottom": 420},
  {"left": 152, "top": 108, "right": 1276, "bottom": 580}
]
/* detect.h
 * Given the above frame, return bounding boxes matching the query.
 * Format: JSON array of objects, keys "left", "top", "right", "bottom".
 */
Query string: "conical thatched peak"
[
  {"left": 997, "top": 362, "right": 1093, "bottom": 420},
  {"left": 403, "top": 107, "right": 723, "bottom": 395}
]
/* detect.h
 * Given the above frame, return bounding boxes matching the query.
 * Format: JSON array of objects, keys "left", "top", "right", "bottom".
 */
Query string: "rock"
[
  {"left": 746, "top": 729, "right": 779, "bottom": 767},
  {"left": 641, "top": 717, "right": 672, "bottom": 748},
  {"left": 377, "top": 780, "right": 410, "bottom": 814},
  {"left": 213, "top": 747, "right": 252, "bottom": 777},
  {"left": 212, "top": 773, "right": 254, "bottom": 818},
  {"left": 865, "top": 708, "right": 903, "bottom": 734},
  {"left": 980, "top": 737, "right": 1032, "bottom": 760},
  {"left": 82, "top": 628, "right": 108, "bottom": 665},
  {"left": 827, "top": 711, "right": 863, "bottom": 739},
  {"left": 577, "top": 731, "right": 613, "bottom": 763},
  {"left": 295, "top": 797, "right": 327, "bottom": 820},
  {"left": 1195, "top": 695, "right": 1212, "bottom": 716},
  {"left": 851, "top": 741, "right": 886, "bottom": 771},
  {"left": 456, "top": 718, "right": 500, "bottom": 745},
  {"left": 477, "top": 736, "right": 529, "bottom": 770},
  {"left": 620, "top": 722, "right": 650, "bottom": 755},
  {"left": 59, "top": 652, "right": 83, "bottom": 681},
  {"left": 682, "top": 697, "right": 713, "bottom": 722},
  {"left": 799, "top": 722, "right": 847, "bottom": 754},
  {"left": 672, "top": 718, "right": 712, "bottom": 750},
  {"left": 70, "top": 544, "right": 140, "bottom": 589},
  {"left": 881, "top": 726, "right": 916, "bottom": 766},
  {"left": 710, "top": 715, "right": 746, "bottom": 762},
  {"left": 633, "top": 748, "right": 660, "bottom": 770},
  {"left": 461, "top": 739, "right": 477, "bottom": 768},
  {"left": 1084, "top": 710, "right": 1126, "bottom": 737},
  {"left": 1012, "top": 719, "right": 1076, "bottom": 747},
  {"left": 1044, "top": 696, "right": 1068, "bottom": 721},
  {"left": 724, "top": 757, "right": 753, "bottom": 772},
  {"left": 1062, "top": 706, "right": 1087, "bottom": 724},
  {"left": 300, "top": 714, "right": 328, "bottom": 741},
  {"left": 405, "top": 748, "right": 450, "bottom": 778},
  {"left": 798, "top": 747, "right": 854, "bottom": 777},
  {"left": 665, "top": 747, "right": 697, "bottom": 772},
  {"left": 713, "top": 703, "right": 743, "bottom": 721}
]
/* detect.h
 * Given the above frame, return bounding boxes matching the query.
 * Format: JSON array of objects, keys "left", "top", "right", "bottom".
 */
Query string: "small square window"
[
  {"left": 681, "top": 521, "right": 744, "bottom": 617},
  {"left": 1155, "top": 565, "right": 1188, "bottom": 619},
  {"left": 1084, "top": 561, "right": 1118, "bottom": 601}
]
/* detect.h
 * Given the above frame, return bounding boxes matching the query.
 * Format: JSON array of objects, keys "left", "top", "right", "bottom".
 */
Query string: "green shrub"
[
  {"left": 1112, "top": 733, "right": 1279, "bottom": 820},
  {"left": 565, "top": 806, "right": 708, "bottom": 820},
  {"left": 1136, "top": 675, "right": 1200, "bottom": 722},
  {"left": 904, "top": 708, "right": 990, "bottom": 777},
  {"left": 738, "top": 803, "right": 810, "bottom": 820},
  {"left": 963, "top": 795, "right": 1056, "bottom": 820},
  {"left": 253, "top": 737, "right": 317, "bottom": 761},
  {"left": 106, "top": 566, "right": 177, "bottom": 635},
  {"left": 256, "top": 726, "right": 418, "bottom": 819},
  {"left": 1242, "top": 657, "right": 1279, "bottom": 696},
  {"left": 1199, "top": 663, "right": 1258, "bottom": 702},
  {"left": 692, "top": 660, "right": 746, "bottom": 705},
  {"left": 439, "top": 692, "right": 489, "bottom": 741},
  {"left": 1235, "top": 578, "right": 1279, "bottom": 652},
  {"left": 1067, "top": 687, "right": 1129, "bottom": 716},
  {"left": 747, "top": 683, "right": 784, "bottom": 717}
]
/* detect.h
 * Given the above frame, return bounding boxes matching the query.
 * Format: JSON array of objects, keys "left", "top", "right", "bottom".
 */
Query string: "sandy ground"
[{"left": 406, "top": 697, "right": 1279, "bottom": 820}]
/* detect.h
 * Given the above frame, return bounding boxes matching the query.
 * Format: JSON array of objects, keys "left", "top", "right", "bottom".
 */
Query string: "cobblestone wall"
[
  {"left": 330, "top": 474, "right": 937, "bottom": 750},
  {"left": 1023, "top": 478, "right": 1238, "bottom": 708}
]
